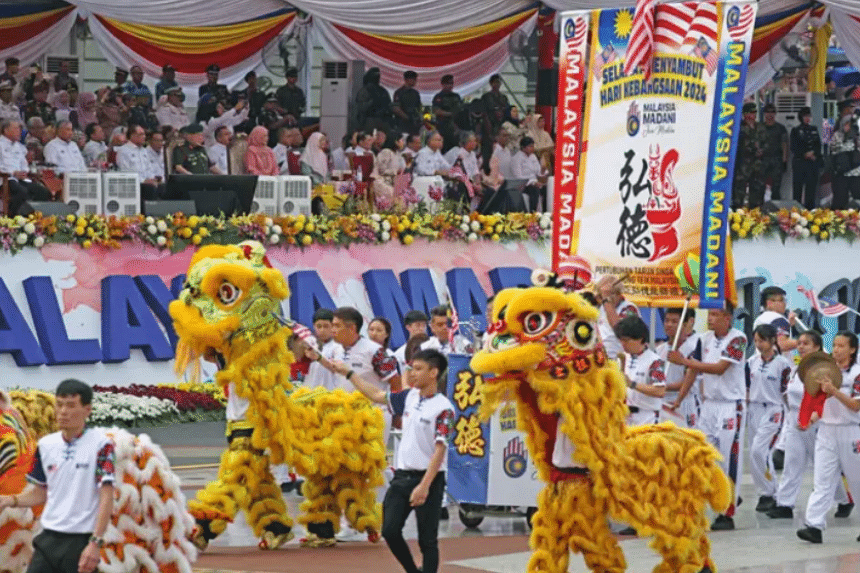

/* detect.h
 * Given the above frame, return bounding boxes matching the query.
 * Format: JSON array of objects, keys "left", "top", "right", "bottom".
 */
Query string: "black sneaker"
[
  {"left": 766, "top": 505, "right": 793, "bottom": 519},
  {"left": 756, "top": 496, "right": 776, "bottom": 512},
  {"left": 797, "top": 526, "right": 822, "bottom": 544},
  {"left": 772, "top": 449, "right": 785, "bottom": 471},
  {"left": 835, "top": 503, "right": 854, "bottom": 518},
  {"left": 617, "top": 527, "right": 637, "bottom": 536},
  {"left": 711, "top": 515, "right": 734, "bottom": 531}
]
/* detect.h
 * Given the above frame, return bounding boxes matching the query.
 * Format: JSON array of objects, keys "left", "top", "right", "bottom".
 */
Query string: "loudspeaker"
[
  {"left": 761, "top": 200, "right": 803, "bottom": 214},
  {"left": 536, "top": 67, "right": 558, "bottom": 107},
  {"left": 848, "top": 199, "right": 860, "bottom": 210},
  {"left": 144, "top": 200, "right": 197, "bottom": 217},
  {"left": 19, "top": 201, "right": 76, "bottom": 216},
  {"left": 478, "top": 183, "right": 527, "bottom": 214}
]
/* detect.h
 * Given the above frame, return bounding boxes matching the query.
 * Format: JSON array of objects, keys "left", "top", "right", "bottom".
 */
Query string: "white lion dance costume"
[
  {"left": 169, "top": 241, "right": 385, "bottom": 550},
  {"left": 0, "top": 390, "right": 196, "bottom": 573},
  {"left": 470, "top": 279, "right": 731, "bottom": 573}
]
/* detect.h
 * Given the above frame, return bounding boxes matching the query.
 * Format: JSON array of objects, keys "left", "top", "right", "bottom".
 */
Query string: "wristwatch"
[{"left": 89, "top": 535, "right": 105, "bottom": 548}]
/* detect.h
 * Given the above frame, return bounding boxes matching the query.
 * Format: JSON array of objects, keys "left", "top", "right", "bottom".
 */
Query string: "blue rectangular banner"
[{"left": 445, "top": 354, "right": 489, "bottom": 504}]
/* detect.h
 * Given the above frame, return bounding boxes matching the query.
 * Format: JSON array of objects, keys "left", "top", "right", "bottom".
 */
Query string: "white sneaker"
[{"left": 335, "top": 527, "right": 367, "bottom": 542}]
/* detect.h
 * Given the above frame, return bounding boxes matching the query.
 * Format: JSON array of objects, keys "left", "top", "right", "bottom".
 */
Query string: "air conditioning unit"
[
  {"left": 251, "top": 176, "right": 281, "bottom": 216},
  {"left": 102, "top": 172, "right": 141, "bottom": 216},
  {"left": 279, "top": 176, "right": 312, "bottom": 216},
  {"left": 320, "top": 60, "right": 365, "bottom": 152},
  {"left": 44, "top": 55, "right": 80, "bottom": 75},
  {"left": 774, "top": 92, "right": 811, "bottom": 129},
  {"left": 63, "top": 172, "right": 102, "bottom": 215}
]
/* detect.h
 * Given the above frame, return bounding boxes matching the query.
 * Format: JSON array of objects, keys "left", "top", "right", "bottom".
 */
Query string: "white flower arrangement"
[{"left": 89, "top": 392, "right": 179, "bottom": 427}]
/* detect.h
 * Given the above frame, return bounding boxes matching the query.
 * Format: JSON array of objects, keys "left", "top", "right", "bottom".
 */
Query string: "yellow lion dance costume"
[
  {"left": 169, "top": 241, "right": 385, "bottom": 551},
  {"left": 470, "top": 286, "right": 731, "bottom": 573},
  {"left": 0, "top": 390, "right": 196, "bottom": 573}
]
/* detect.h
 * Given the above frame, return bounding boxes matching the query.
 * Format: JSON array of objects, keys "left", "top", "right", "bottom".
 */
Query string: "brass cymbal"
[{"left": 797, "top": 351, "right": 841, "bottom": 396}]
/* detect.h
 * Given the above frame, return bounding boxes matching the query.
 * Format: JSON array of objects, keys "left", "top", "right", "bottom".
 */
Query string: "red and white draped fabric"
[
  {"left": 0, "top": 2, "right": 78, "bottom": 70},
  {"left": 313, "top": 7, "right": 538, "bottom": 100},
  {"left": 625, "top": 0, "right": 656, "bottom": 79}
]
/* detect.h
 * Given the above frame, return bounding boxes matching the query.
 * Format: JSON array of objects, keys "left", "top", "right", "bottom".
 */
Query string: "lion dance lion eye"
[
  {"left": 566, "top": 319, "right": 596, "bottom": 349},
  {"left": 522, "top": 311, "right": 554, "bottom": 335},
  {"left": 218, "top": 281, "right": 241, "bottom": 305}
]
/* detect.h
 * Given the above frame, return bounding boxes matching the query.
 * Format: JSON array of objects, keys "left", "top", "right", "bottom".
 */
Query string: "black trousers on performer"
[
  {"left": 27, "top": 529, "right": 91, "bottom": 573},
  {"left": 523, "top": 183, "right": 547, "bottom": 212},
  {"left": 382, "top": 469, "right": 446, "bottom": 573}
]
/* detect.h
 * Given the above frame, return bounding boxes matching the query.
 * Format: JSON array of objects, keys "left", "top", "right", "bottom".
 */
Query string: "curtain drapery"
[
  {"left": 0, "top": 2, "right": 77, "bottom": 69},
  {"left": 68, "top": 0, "right": 286, "bottom": 26}
]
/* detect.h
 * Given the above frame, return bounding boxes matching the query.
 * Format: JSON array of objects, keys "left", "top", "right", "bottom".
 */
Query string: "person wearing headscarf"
[
  {"left": 244, "top": 125, "right": 279, "bottom": 176},
  {"left": 501, "top": 106, "right": 527, "bottom": 153},
  {"left": 371, "top": 130, "right": 407, "bottom": 211},
  {"left": 525, "top": 113, "right": 554, "bottom": 153},
  {"left": 300, "top": 131, "right": 331, "bottom": 186},
  {"left": 70, "top": 92, "right": 98, "bottom": 131}
]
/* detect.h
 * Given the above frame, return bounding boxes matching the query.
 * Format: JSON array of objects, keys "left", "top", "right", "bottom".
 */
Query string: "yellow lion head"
[
  {"left": 0, "top": 392, "right": 36, "bottom": 495},
  {"left": 169, "top": 241, "right": 291, "bottom": 376}
]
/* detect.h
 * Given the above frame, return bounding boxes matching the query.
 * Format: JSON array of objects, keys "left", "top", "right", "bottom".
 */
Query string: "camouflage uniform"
[
  {"left": 172, "top": 143, "right": 210, "bottom": 174},
  {"left": 733, "top": 121, "right": 768, "bottom": 209}
]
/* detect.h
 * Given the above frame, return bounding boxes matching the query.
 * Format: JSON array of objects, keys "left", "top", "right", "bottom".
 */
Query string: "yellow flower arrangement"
[{"left": 729, "top": 207, "right": 860, "bottom": 242}]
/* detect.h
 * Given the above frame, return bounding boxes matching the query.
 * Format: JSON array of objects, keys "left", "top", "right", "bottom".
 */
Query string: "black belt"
[
  {"left": 395, "top": 469, "right": 429, "bottom": 477},
  {"left": 628, "top": 406, "right": 640, "bottom": 413},
  {"left": 553, "top": 466, "right": 590, "bottom": 475}
]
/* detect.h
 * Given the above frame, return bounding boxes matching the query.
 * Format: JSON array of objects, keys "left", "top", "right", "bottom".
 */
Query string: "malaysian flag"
[
  {"left": 654, "top": 2, "right": 718, "bottom": 51},
  {"left": 692, "top": 36, "right": 718, "bottom": 76},
  {"left": 274, "top": 315, "right": 320, "bottom": 350},
  {"left": 798, "top": 285, "right": 852, "bottom": 317},
  {"left": 592, "top": 42, "right": 618, "bottom": 80},
  {"left": 624, "top": 0, "right": 656, "bottom": 79},
  {"left": 448, "top": 303, "right": 460, "bottom": 347}
]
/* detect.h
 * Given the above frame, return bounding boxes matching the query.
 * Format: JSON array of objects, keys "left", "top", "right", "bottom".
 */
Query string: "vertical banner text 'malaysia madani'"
[{"left": 553, "top": 2, "right": 756, "bottom": 309}]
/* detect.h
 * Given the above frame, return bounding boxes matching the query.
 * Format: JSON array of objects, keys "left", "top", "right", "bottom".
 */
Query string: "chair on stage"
[
  {"left": 164, "top": 136, "right": 182, "bottom": 175},
  {"left": 0, "top": 172, "right": 9, "bottom": 215},
  {"left": 287, "top": 151, "right": 302, "bottom": 175}
]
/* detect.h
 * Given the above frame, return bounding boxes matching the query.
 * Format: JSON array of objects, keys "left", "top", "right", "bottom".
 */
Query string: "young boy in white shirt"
[
  {"left": 614, "top": 315, "right": 667, "bottom": 426},
  {"left": 334, "top": 348, "right": 453, "bottom": 573}
]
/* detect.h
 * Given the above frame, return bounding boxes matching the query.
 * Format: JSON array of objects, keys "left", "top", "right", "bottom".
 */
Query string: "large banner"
[{"left": 554, "top": 2, "right": 756, "bottom": 309}]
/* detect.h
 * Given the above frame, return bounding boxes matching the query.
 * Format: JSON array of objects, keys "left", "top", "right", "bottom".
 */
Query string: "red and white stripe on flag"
[
  {"left": 654, "top": 1, "right": 718, "bottom": 51},
  {"left": 624, "top": 0, "right": 656, "bottom": 79}
]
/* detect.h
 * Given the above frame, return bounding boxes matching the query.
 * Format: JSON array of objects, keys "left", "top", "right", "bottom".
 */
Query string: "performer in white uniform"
[
  {"left": 615, "top": 315, "right": 666, "bottom": 426},
  {"left": 798, "top": 331, "right": 860, "bottom": 543},
  {"left": 659, "top": 308, "right": 701, "bottom": 428},
  {"left": 768, "top": 330, "right": 853, "bottom": 518},
  {"left": 746, "top": 324, "right": 792, "bottom": 512},
  {"left": 596, "top": 275, "right": 639, "bottom": 361},
  {"left": 668, "top": 304, "right": 747, "bottom": 531}
]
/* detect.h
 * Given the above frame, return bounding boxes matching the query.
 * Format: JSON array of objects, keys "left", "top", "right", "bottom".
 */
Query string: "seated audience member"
[
  {"left": 502, "top": 106, "right": 526, "bottom": 152},
  {"left": 118, "top": 123, "right": 164, "bottom": 201},
  {"left": 491, "top": 128, "right": 514, "bottom": 180},
  {"left": 172, "top": 123, "right": 212, "bottom": 174},
  {"left": 24, "top": 81, "right": 55, "bottom": 125},
  {"left": 244, "top": 125, "right": 279, "bottom": 176},
  {"left": 511, "top": 136, "right": 547, "bottom": 212},
  {"left": 147, "top": 130, "right": 166, "bottom": 181},
  {"left": 70, "top": 92, "right": 98, "bottom": 131},
  {"left": 207, "top": 125, "right": 231, "bottom": 175},
  {"left": 203, "top": 99, "right": 248, "bottom": 147},
  {"left": 287, "top": 127, "right": 304, "bottom": 152},
  {"left": 526, "top": 113, "right": 554, "bottom": 154},
  {"left": 156, "top": 86, "right": 190, "bottom": 131},
  {"left": 444, "top": 131, "right": 482, "bottom": 198},
  {"left": 413, "top": 131, "right": 451, "bottom": 177},
  {"left": 273, "top": 127, "right": 297, "bottom": 174},
  {"left": 44, "top": 120, "right": 87, "bottom": 175},
  {"left": 96, "top": 88, "right": 127, "bottom": 136},
  {"left": 372, "top": 130, "right": 387, "bottom": 154},
  {"left": 0, "top": 57, "right": 20, "bottom": 88},
  {"left": 402, "top": 134, "right": 423, "bottom": 166},
  {"left": 52, "top": 90, "right": 72, "bottom": 124},
  {"left": 82, "top": 123, "right": 107, "bottom": 168},
  {"left": 330, "top": 132, "right": 353, "bottom": 172},
  {"left": 0, "top": 80, "right": 20, "bottom": 122},
  {"left": 258, "top": 95, "right": 288, "bottom": 146},
  {"left": 372, "top": 130, "right": 407, "bottom": 210},
  {"left": 0, "top": 118, "right": 52, "bottom": 214},
  {"left": 353, "top": 131, "right": 375, "bottom": 157},
  {"left": 300, "top": 131, "right": 330, "bottom": 185}
]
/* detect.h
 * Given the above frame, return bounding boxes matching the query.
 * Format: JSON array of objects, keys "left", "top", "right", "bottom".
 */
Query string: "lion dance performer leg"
[
  {"left": 471, "top": 276, "right": 731, "bottom": 573},
  {"left": 170, "top": 241, "right": 385, "bottom": 551}
]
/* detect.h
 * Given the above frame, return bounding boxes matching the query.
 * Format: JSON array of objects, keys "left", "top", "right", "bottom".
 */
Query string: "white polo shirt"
[
  {"left": 623, "top": 347, "right": 666, "bottom": 412},
  {"left": 388, "top": 388, "right": 454, "bottom": 471},
  {"left": 43, "top": 137, "right": 87, "bottom": 175},
  {"left": 747, "top": 353, "right": 792, "bottom": 405},
  {"left": 306, "top": 338, "right": 345, "bottom": 390},
  {"left": 339, "top": 336, "right": 399, "bottom": 392},
  {"left": 699, "top": 328, "right": 747, "bottom": 401},
  {"left": 597, "top": 300, "right": 639, "bottom": 360},
  {"left": 27, "top": 427, "right": 115, "bottom": 533},
  {"left": 822, "top": 363, "right": 860, "bottom": 425},
  {"left": 656, "top": 333, "right": 700, "bottom": 402},
  {"left": 785, "top": 370, "right": 805, "bottom": 412},
  {"left": 0, "top": 135, "right": 28, "bottom": 176},
  {"left": 117, "top": 142, "right": 150, "bottom": 179}
]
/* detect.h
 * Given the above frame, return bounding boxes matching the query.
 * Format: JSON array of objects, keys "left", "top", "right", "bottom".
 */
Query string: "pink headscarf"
[
  {"left": 244, "top": 126, "right": 279, "bottom": 176},
  {"left": 74, "top": 92, "right": 98, "bottom": 129},
  {"left": 300, "top": 132, "right": 329, "bottom": 178}
]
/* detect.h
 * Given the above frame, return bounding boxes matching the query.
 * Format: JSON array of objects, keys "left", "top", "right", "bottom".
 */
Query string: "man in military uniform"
[
  {"left": 733, "top": 102, "right": 768, "bottom": 209},
  {"left": 393, "top": 70, "right": 422, "bottom": 136},
  {"left": 432, "top": 74, "right": 463, "bottom": 153},
  {"left": 354, "top": 67, "right": 393, "bottom": 133},
  {"left": 481, "top": 74, "right": 509, "bottom": 171},
  {"left": 172, "top": 123, "right": 212, "bottom": 175},
  {"left": 0, "top": 58, "right": 19, "bottom": 87},
  {"left": 790, "top": 106, "right": 823, "bottom": 209},
  {"left": 198, "top": 64, "right": 229, "bottom": 101},
  {"left": 155, "top": 64, "right": 178, "bottom": 101},
  {"left": 275, "top": 67, "right": 306, "bottom": 127},
  {"left": 760, "top": 102, "right": 788, "bottom": 201}
]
